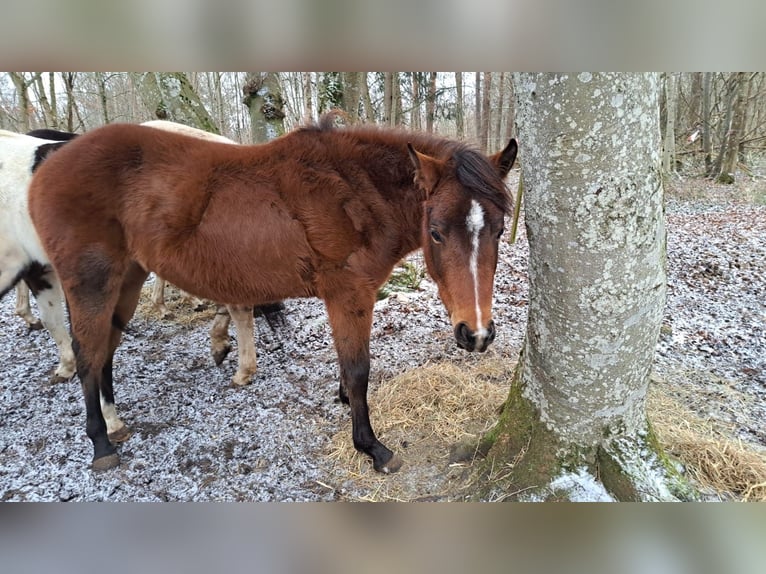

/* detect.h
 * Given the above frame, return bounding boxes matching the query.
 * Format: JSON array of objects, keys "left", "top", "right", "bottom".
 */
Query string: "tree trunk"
[
  {"left": 702, "top": 72, "right": 712, "bottom": 175},
  {"left": 712, "top": 74, "right": 737, "bottom": 179},
  {"left": 480, "top": 73, "right": 682, "bottom": 501},
  {"left": 383, "top": 72, "right": 394, "bottom": 126},
  {"left": 717, "top": 72, "right": 748, "bottom": 184},
  {"left": 663, "top": 73, "right": 677, "bottom": 174},
  {"left": 302, "top": 72, "right": 315, "bottom": 123},
  {"left": 242, "top": 72, "right": 286, "bottom": 143},
  {"left": 410, "top": 73, "right": 421, "bottom": 131},
  {"left": 131, "top": 72, "right": 220, "bottom": 133},
  {"left": 425, "top": 72, "right": 437, "bottom": 133},
  {"left": 480, "top": 72, "right": 491, "bottom": 152},
  {"left": 494, "top": 72, "right": 505, "bottom": 152},
  {"left": 474, "top": 72, "right": 482, "bottom": 142},
  {"left": 504, "top": 76, "right": 515, "bottom": 141},
  {"left": 8, "top": 72, "right": 37, "bottom": 132},
  {"left": 341, "top": 72, "right": 362, "bottom": 123},
  {"left": 455, "top": 72, "right": 464, "bottom": 139},
  {"left": 94, "top": 72, "right": 110, "bottom": 126},
  {"left": 360, "top": 73, "right": 375, "bottom": 123}
]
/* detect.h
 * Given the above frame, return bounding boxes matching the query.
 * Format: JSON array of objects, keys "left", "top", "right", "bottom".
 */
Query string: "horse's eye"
[{"left": 430, "top": 229, "right": 443, "bottom": 244}]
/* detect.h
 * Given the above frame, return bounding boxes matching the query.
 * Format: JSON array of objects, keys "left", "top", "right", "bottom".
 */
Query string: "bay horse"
[{"left": 28, "top": 116, "right": 517, "bottom": 474}]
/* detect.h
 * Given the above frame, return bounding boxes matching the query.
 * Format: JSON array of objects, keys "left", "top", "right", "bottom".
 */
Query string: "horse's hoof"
[
  {"left": 229, "top": 375, "right": 254, "bottom": 387},
  {"left": 27, "top": 320, "right": 44, "bottom": 331},
  {"left": 212, "top": 345, "right": 231, "bottom": 366},
  {"left": 108, "top": 425, "right": 132, "bottom": 443},
  {"left": 92, "top": 453, "right": 120, "bottom": 471},
  {"left": 375, "top": 453, "right": 403, "bottom": 474},
  {"left": 48, "top": 373, "right": 72, "bottom": 385}
]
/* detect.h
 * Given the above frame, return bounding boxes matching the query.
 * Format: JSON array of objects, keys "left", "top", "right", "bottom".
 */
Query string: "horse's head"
[{"left": 408, "top": 138, "right": 517, "bottom": 352}]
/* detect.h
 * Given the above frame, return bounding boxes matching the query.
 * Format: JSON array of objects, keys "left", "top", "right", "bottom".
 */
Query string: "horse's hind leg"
[
  {"left": 150, "top": 274, "right": 172, "bottom": 318},
  {"left": 100, "top": 261, "right": 149, "bottom": 443},
  {"left": 65, "top": 253, "right": 141, "bottom": 470},
  {"left": 227, "top": 304, "right": 257, "bottom": 387},
  {"left": 32, "top": 272, "right": 75, "bottom": 383},
  {"left": 209, "top": 305, "right": 232, "bottom": 366},
  {"left": 15, "top": 283, "right": 42, "bottom": 330},
  {"left": 324, "top": 291, "right": 402, "bottom": 474}
]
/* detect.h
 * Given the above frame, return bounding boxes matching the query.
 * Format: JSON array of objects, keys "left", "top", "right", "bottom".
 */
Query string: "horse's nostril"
[
  {"left": 454, "top": 322, "right": 476, "bottom": 351},
  {"left": 487, "top": 320, "right": 496, "bottom": 342}
]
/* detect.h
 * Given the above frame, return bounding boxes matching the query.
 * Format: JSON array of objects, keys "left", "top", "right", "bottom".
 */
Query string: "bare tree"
[
  {"left": 480, "top": 72, "right": 492, "bottom": 152},
  {"left": 718, "top": 72, "right": 749, "bottom": 183},
  {"left": 242, "top": 72, "right": 286, "bottom": 142},
  {"left": 455, "top": 72, "right": 464, "bottom": 139},
  {"left": 474, "top": 72, "right": 482, "bottom": 142},
  {"left": 425, "top": 72, "right": 437, "bottom": 133},
  {"left": 130, "top": 72, "right": 220, "bottom": 133},
  {"left": 663, "top": 73, "right": 677, "bottom": 174}
]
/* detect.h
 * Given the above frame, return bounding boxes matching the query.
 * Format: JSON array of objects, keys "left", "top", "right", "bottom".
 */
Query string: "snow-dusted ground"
[{"left": 0, "top": 175, "right": 763, "bottom": 501}]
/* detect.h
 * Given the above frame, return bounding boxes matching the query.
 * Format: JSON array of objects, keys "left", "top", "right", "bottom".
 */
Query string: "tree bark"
[
  {"left": 480, "top": 73, "right": 682, "bottom": 501},
  {"left": 131, "top": 72, "right": 220, "bottom": 134},
  {"left": 341, "top": 72, "right": 362, "bottom": 123},
  {"left": 663, "top": 73, "right": 677, "bottom": 174},
  {"left": 474, "top": 72, "right": 482, "bottom": 142},
  {"left": 242, "top": 72, "right": 286, "bottom": 143},
  {"left": 409, "top": 73, "right": 421, "bottom": 130},
  {"left": 702, "top": 72, "right": 712, "bottom": 175},
  {"left": 8, "top": 72, "right": 38, "bottom": 131},
  {"left": 494, "top": 72, "right": 505, "bottom": 152},
  {"left": 717, "top": 72, "right": 748, "bottom": 183},
  {"left": 455, "top": 72, "right": 464, "bottom": 139},
  {"left": 425, "top": 72, "right": 437, "bottom": 133},
  {"left": 480, "top": 72, "right": 491, "bottom": 152}
]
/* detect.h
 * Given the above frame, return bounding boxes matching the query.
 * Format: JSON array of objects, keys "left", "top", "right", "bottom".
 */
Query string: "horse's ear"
[
  {"left": 489, "top": 138, "right": 518, "bottom": 179},
  {"left": 408, "top": 143, "right": 444, "bottom": 196}
]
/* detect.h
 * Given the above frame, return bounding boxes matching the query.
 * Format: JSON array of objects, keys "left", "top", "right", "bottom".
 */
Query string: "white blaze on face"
[{"left": 466, "top": 199, "right": 488, "bottom": 343}]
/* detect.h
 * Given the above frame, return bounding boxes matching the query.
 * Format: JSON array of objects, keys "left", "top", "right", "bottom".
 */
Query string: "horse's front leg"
[
  {"left": 324, "top": 294, "right": 403, "bottom": 474},
  {"left": 209, "top": 305, "right": 232, "bottom": 366}
]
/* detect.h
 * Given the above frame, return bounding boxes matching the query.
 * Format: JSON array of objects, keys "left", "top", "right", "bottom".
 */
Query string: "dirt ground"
[{"left": 0, "top": 171, "right": 763, "bottom": 501}]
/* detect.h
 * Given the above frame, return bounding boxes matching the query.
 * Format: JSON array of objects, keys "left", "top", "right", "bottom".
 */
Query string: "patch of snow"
[{"left": 550, "top": 467, "right": 615, "bottom": 502}]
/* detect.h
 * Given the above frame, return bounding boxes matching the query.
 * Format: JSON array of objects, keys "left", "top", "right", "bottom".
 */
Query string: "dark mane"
[{"left": 298, "top": 113, "right": 511, "bottom": 213}]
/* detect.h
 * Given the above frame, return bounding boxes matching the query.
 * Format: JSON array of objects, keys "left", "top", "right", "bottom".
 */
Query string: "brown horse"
[{"left": 28, "top": 116, "right": 517, "bottom": 474}]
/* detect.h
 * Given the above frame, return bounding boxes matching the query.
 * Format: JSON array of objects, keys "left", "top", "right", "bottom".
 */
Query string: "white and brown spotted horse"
[
  {"left": 29, "top": 114, "right": 517, "bottom": 473},
  {"left": 1, "top": 121, "right": 278, "bottom": 387}
]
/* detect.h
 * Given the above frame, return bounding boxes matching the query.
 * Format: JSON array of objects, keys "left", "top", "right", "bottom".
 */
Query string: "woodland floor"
[{"left": 0, "top": 169, "right": 763, "bottom": 501}]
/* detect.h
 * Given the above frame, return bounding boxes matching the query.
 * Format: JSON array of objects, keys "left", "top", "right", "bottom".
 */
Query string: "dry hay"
[
  {"left": 325, "top": 357, "right": 512, "bottom": 501},
  {"left": 135, "top": 282, "right": 216, "bottom": 326},
  {"left": 648, "top": 385, "right": 766, "bottom": 502}
]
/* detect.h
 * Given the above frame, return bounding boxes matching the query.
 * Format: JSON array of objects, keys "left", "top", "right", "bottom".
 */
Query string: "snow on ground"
[{"left": 0, "top": 174, "right": 763, "bottom": 501}]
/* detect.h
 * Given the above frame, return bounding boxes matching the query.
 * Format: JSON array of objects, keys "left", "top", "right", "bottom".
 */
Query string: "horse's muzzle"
[{"left": 454, "top": 320, "right": 496, "bottom": 352}]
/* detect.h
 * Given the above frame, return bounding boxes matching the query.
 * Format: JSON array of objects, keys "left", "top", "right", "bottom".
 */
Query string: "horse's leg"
[
  {"left": 65, "top": 252, "right": 138, "bottom": 470},
  {"left": 15, "top": 283, "right": 42, "bottom": 330},
  {"left": 324, "top": 292, "right": 403, "bottom": 474},
  {"left": 227, "top": 304, "right": 257, "bottom": 387},
  {"left": 150, "top": 274, "right": 172, "bottom": 318},
  {"left": 100, "top": 261, "right": 148, "bottom": 444},
  {"left": 33, "top": 273, "right": 75, "bottom": 383},
  {"left": 180, "top": 289, "right": 206, "bottom": 312},
  {"left": 209, "top": 305, "right": 232, "bottom": 366}
]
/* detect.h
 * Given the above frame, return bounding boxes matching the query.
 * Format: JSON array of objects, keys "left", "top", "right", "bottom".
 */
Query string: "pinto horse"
[{"left": 29, "top": 116, "right": 517, "bottom": 473}]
